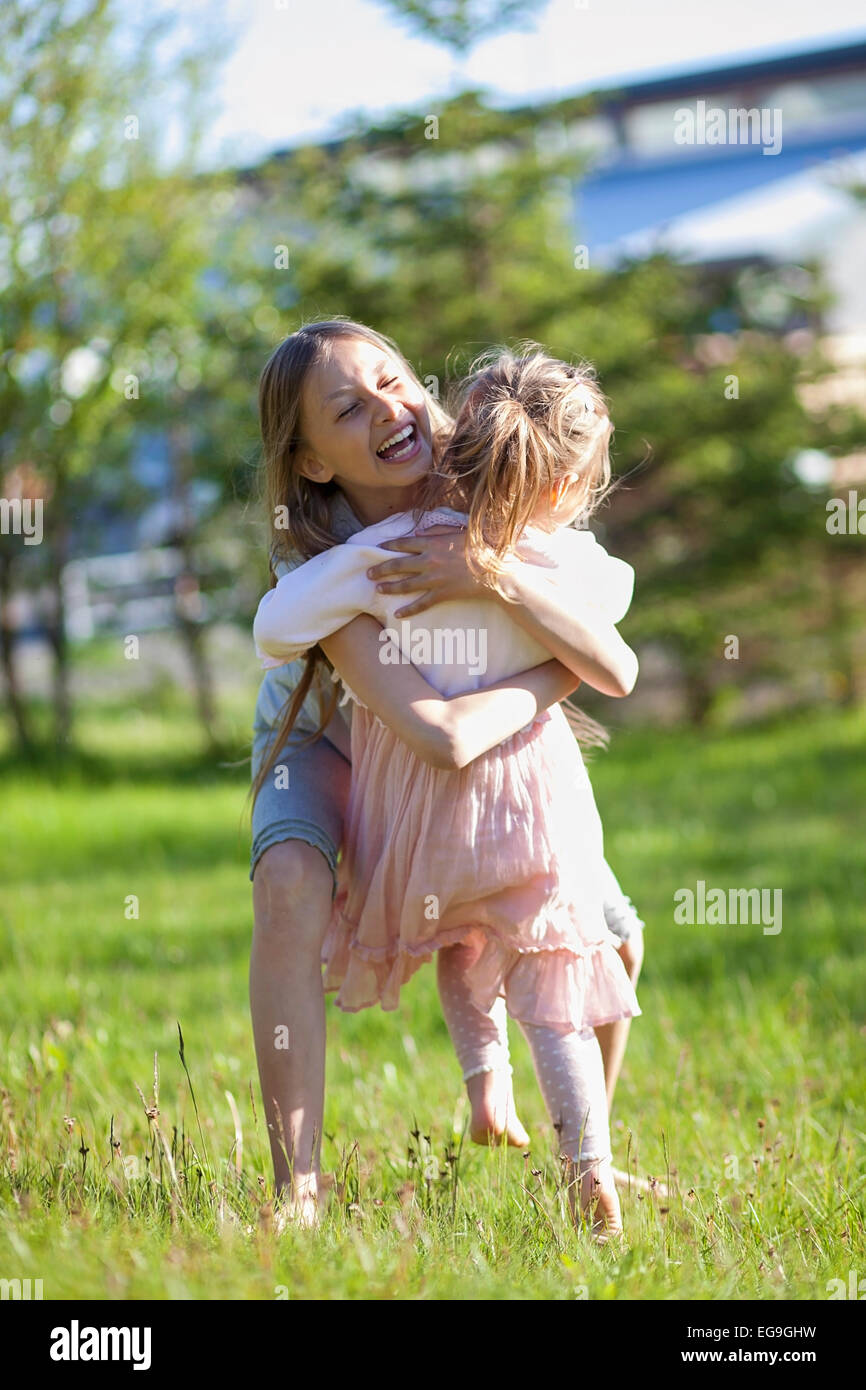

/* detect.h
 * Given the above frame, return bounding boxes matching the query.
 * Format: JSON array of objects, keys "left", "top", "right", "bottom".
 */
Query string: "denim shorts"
[{"left": 249, "top": 723, "right": 351, "bottom": 891}]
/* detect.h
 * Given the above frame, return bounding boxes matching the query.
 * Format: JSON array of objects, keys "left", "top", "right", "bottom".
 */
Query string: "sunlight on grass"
[{"left": 0, "top": 699, "right": 863, "bottom": 1298}]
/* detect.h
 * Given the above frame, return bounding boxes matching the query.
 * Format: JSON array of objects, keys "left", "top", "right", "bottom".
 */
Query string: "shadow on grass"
[{"left": 0, "top": 741, "right": 253, "bottom": 788}]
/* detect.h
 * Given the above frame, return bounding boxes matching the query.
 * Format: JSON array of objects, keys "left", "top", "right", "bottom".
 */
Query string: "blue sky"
[{"left": 169, "top": 0, "right": 866, "bottom": 168}]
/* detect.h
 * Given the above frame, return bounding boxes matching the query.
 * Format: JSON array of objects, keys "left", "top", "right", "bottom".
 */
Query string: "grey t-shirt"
[{"left": 253, "top": 492, "right": 364, "bottom": 736}]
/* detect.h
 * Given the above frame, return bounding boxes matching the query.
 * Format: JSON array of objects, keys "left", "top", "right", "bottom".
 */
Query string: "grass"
[{"left": 0, "top": 690, "right": 864, "bottom": 1300}]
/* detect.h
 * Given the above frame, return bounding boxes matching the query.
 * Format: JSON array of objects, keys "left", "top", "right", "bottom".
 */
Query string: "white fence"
[{"left": 60, "top": 546, "right": 238, "bottom": 641}]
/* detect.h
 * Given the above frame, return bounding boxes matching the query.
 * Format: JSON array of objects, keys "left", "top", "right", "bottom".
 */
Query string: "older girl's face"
[{"left": 296, "top": 337, "right": 434, "bottom": 522}]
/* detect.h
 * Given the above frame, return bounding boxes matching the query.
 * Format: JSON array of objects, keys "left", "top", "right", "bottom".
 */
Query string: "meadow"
[{"left": 0, "top": 689, "right": 863, "bottom": 1300}]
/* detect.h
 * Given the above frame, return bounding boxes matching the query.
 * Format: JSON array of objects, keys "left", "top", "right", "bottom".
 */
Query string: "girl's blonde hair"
[
  {"left": 414, "top": 344, "right": 617, "bottom": 748},
  {"left": 252, "top": 317, "right": 453, "bottom": 803},
  {"left": 416, "top": 344, "right": 613, "bottom": 583}
]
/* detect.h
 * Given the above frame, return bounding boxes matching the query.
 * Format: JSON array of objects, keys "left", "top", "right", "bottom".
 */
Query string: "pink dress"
[{"left": 254, "top": 508, "right": 640, "bottom": 1034}]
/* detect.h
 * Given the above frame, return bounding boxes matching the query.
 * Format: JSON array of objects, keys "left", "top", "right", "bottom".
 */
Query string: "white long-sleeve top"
[{"left": 253, "top": 506, "right": 634, "bottom": 700}]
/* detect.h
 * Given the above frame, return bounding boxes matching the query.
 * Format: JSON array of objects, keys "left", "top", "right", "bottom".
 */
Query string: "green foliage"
[
  {"left": 0, "top": 0, "right": 268, "bottom": 748},
  {"left": 0, "top": 2, "right": 228, "bottom": 487},
  {"left": 373, "top": 0, "right": 550, "bottom": 53}
]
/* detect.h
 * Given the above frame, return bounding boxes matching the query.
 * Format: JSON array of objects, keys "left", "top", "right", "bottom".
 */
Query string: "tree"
[
  {"left": 0, "top": 0, "right": 239, "bottom": 752},
  {"left": 374, "top": 0, "right": 550, "bottom": 52}
]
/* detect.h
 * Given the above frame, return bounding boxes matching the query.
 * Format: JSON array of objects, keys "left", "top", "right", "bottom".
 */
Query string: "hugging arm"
[
  {"left": 252, "top": 541, "right": 579, "bottom": 769},
  {"left": 253, "top": 541, "right": 393, "bottom": 667},
  {"left": 493, "top": 562, "right": 639, "bottom": 698},
  {"left": 370, "top": 529, "right": 639, "bottom": 699},
  {"left": 320, "top": 615, "right": 580, "bottom": 771}
]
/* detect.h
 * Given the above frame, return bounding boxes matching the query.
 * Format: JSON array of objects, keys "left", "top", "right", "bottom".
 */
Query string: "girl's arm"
[
  {"left": 493, "top": 561, "right": 639, "bottom": 698},
  {"left": 254, "top": 540, "right": 392, "bottom": 667},
  {"left": 255, "top": 528, "right": 635, "bottom": 699},
  {"left": 368, "top": 530, "right": 639, "bottom": 698},
  {"left": 320, "top": 615, "right": 580, "bottom": 771}
]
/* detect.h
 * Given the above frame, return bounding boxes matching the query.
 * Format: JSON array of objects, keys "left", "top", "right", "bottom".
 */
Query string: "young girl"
[{"left": 254, "top": 347, "right": 639, "bottom": 1236}]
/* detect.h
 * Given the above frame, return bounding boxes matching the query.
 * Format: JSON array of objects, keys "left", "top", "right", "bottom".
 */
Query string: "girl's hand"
[{"left": 366, "top": 527, "right": 483, "bottom": 618}]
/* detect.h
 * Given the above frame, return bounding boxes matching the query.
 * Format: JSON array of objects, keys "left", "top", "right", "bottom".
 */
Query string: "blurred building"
[
  {"left": 562, "top": 37, "right": 866, "bottom": 488},
  {"left": 290, "top": 37, "right": 866, "bottom": 353},
  {"left": 571, "top": 39, "right": 866, "bottom": 338}
]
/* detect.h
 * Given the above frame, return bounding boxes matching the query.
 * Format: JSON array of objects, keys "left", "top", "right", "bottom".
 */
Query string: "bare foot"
[
  {"left": 567, "top": 1156, "right": 624, "bottom": 1244},
  {"left": 274, "top": 1175, "right": 320, "bottom": 1232},
  {"left": 466, "top": 1069, "right": 530, "bottom": 1148}
]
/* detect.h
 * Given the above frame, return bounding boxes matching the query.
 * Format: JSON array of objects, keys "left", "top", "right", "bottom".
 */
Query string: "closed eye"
[{"left": 337, "top": 376, "right": 399, "bottom": 419}]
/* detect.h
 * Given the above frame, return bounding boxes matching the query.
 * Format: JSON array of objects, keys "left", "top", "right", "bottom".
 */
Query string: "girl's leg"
[
  {"left": 251, "top": 840, "right": 334, "bottom": 1223},
  {"left": 436, "top": 940, "right": 529, "bottom": 1148},
  {"left": 596, "top": 858, "right": 645, "bottom": 1112},
  {"left": 596, "top": 932, "right": 644, "bottom": 1111},
  {"left": 595, "top": 863, "right": 666, "bottom": 1198},
  {"left": 249, "top": 732, "right": 351, "bottom": 1224},
  {"left": 517, "top": 1020, "right": 622, "bottom": 1240}
]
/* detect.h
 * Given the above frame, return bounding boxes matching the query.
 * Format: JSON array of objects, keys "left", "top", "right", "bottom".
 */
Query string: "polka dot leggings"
[{"left": 436, "top": 938, "right": 611, "bottom": 1163}]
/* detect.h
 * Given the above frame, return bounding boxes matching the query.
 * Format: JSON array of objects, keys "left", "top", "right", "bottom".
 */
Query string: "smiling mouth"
[{"left": 375, "top": 421, "right": 420, "bottom": 462}]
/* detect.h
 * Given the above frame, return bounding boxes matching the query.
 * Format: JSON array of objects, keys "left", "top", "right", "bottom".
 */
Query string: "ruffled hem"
[
  {"left": 325, "top": 694, "right": 637, "bottom": 1033},
  {"left": 322, "top": 915, "right": 640, "bottom": 1033}
]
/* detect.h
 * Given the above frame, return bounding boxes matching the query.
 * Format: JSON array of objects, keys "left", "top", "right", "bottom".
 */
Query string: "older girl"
[
  {"left": 254, "top": 347, "right": 643, "bottom": 1237},
  {"left": 249, "top": 320, "right": 645, "bottom": 1225}
]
